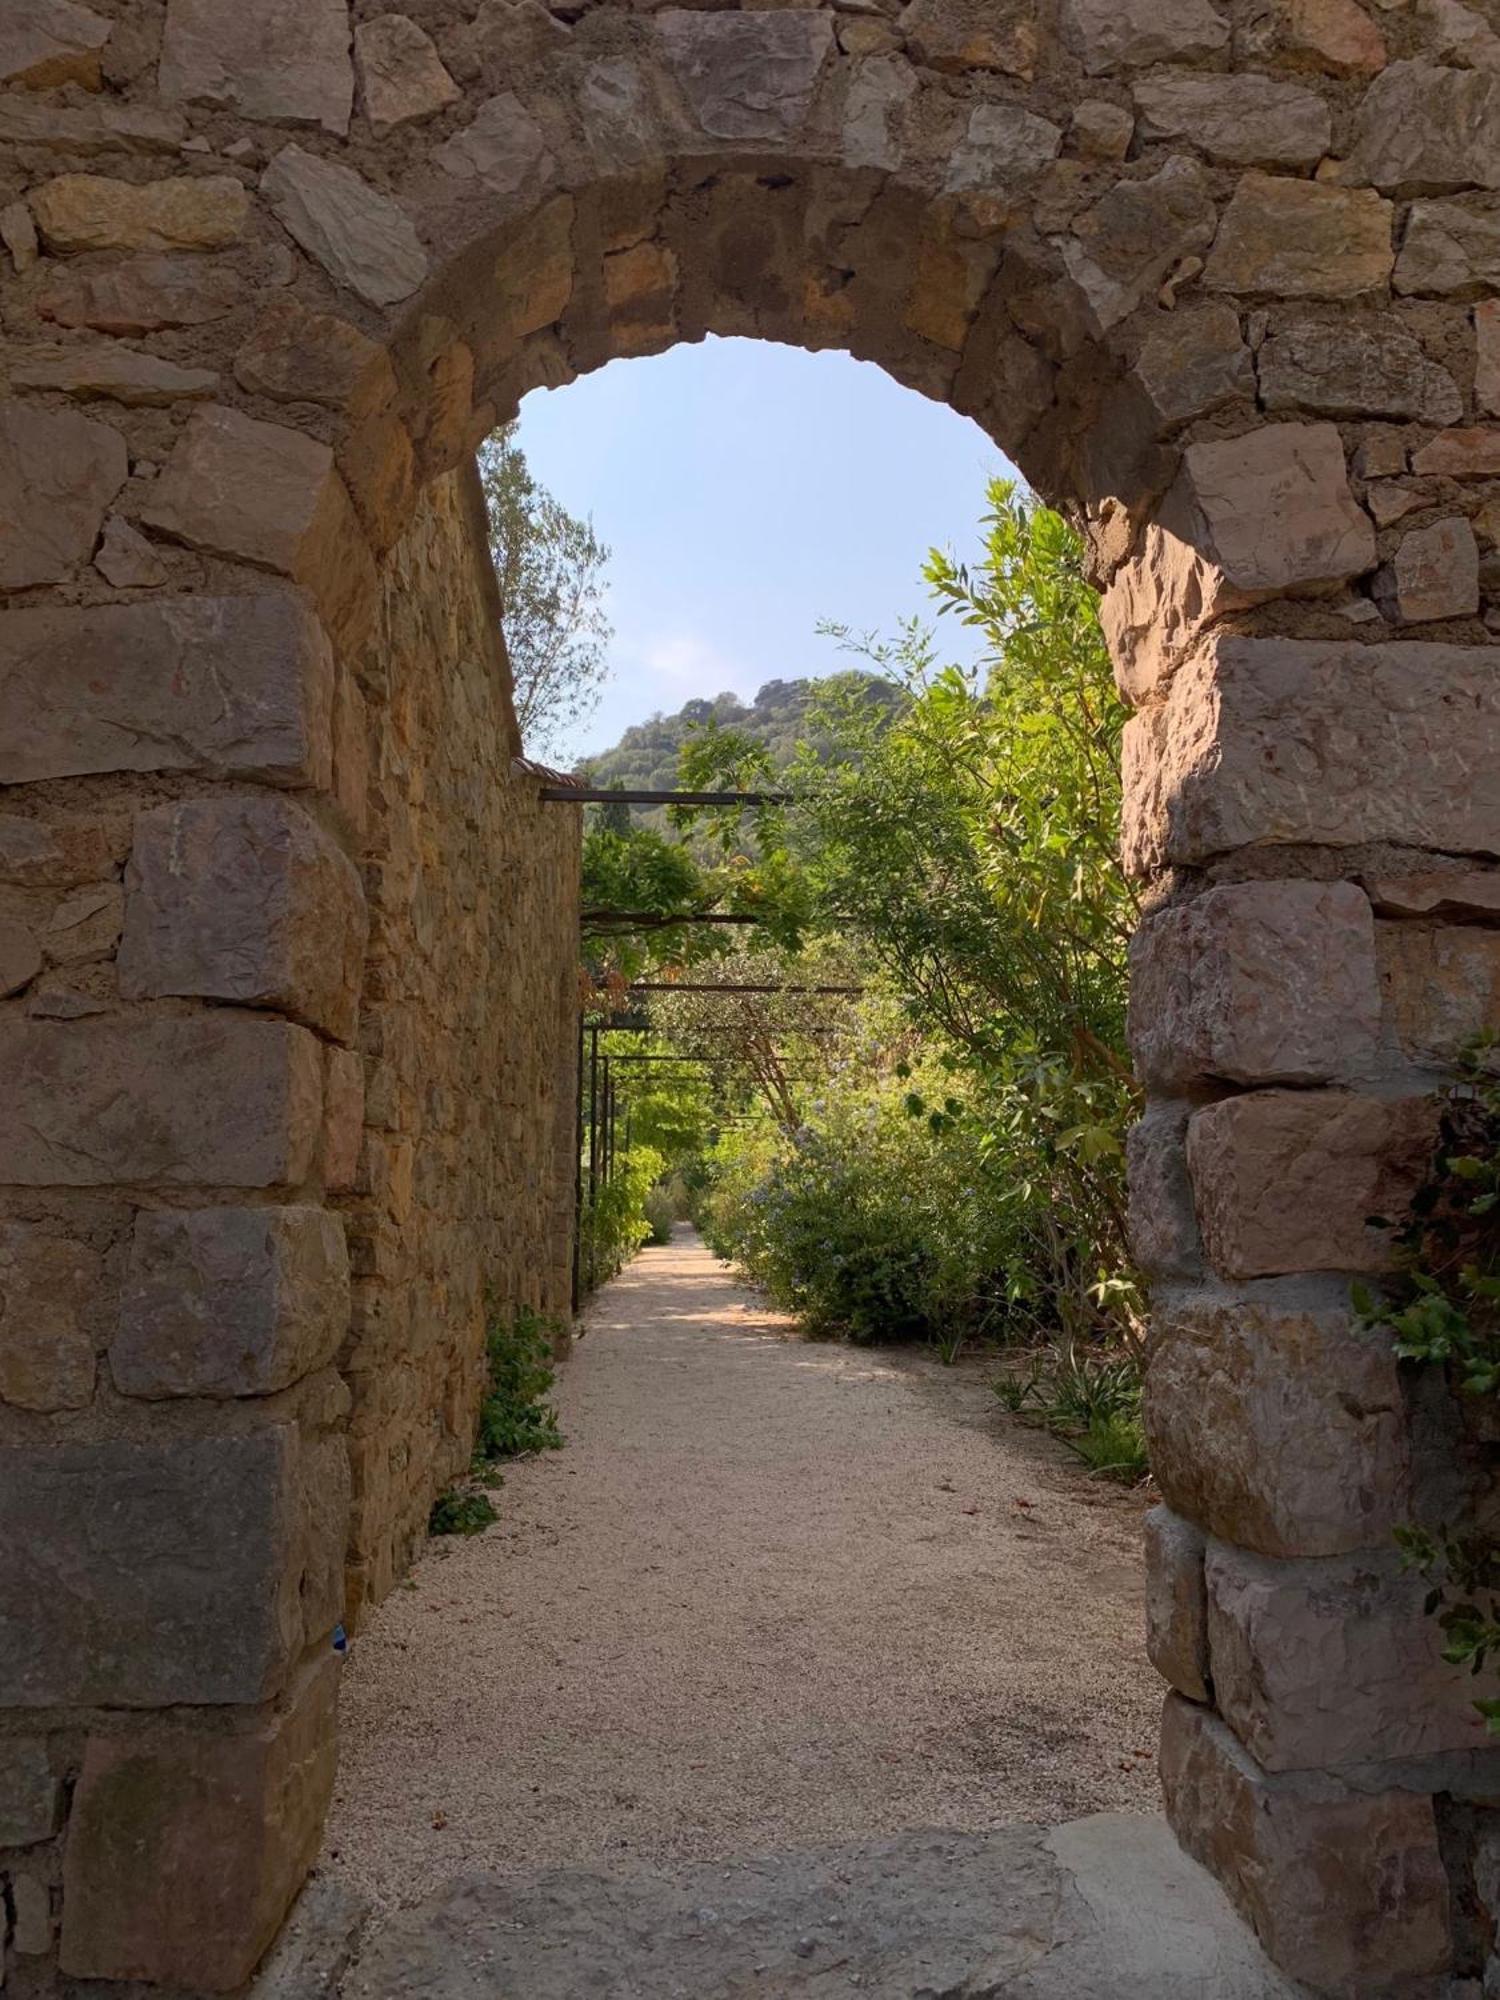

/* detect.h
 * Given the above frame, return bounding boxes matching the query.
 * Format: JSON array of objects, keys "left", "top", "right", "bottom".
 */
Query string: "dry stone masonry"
[{"left": 0, "top": 0, "right": 1496, "bottom": 1992}]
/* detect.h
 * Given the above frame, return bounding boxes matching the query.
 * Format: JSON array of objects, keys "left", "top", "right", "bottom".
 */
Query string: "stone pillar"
[{"left": 1108, "top": 415, "right": 1500, "bottom": 1996}]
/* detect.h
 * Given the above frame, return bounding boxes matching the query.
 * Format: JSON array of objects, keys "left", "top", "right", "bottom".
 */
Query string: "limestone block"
[
  {"left": 0, "top": 918, "right": 42, "bottom": 997},
  {"left": 114, "top": 1205, "right": 348, "bottom": 1399},
  {"left": 489, "top": 196, "right": 573, "bottom": 343},
  {"left": 1268, "top": 0, "right": 1387, "bottom": 73},
  {"left": 29, "top": 174, "right": 248, "bottom": 253},
  {"left": 1103, "top": 425, "right": 1374, "bottom": 700},
  {"left": 1187, "top": 1089, "right": 1437, "bottom": 1277},
  {"left": 900, "top": 0, "right": 1036, "bottom": 76},
  {"left": 0, "top": 0, "right": 110, "bottom": 89},
  {"left": 1059, "top": 0, "right": 1228, "bottom": 71},
  {"left": 1159, "top": 1695, "right": 1453, "bottom": 1997},
  {"left": 1204, "top": 174, "right": 1393, "bottom": 297},
  {"left": 1207, "top": 1541, "right": 1488, "bottom": 1773},
  {"left": 0, "top": 1015, "right": 323, "bottom": 1188},
  {"left": 1126, "top": 1101, "right": 1201, "bottom": 1277},
  {"left": 0, "top": 1429, "right": 306, "bottom": 1705},
  {"left": 37, "top": 251, "right": 244, "bottom": 333},
  {"left": 944, "top": 101, "right": 1062, "bottom": 192},
  {"left": 235, "top": 296, "right": 395, "bottom": 416},
  {"left": 1349, "top": 60, "right": 1500, "bottom": 193},
  {"left": 1128, "top": 881, "right": 1379, "bottom": 1089},
  {"left": 136, "top": 405, "right": 377, "bottom": 655},
  {"left": 1070, "top": 99, "right": 1134, "bottom": 159},
  {"left": 44, "top": 883, "right": 122, "bottom": 964},
  {"left": 6, "top": 342, "right": 217, "bottom": 405},
  {"left": 1132, "top": 304, "right": 1254, "bottom": 427},
  {"left": 0, "top": 1740, "right": 61, "bottom": 1847},
  {"left": 1478, "top": 299, "right": 1500, "bottom": 414},
  {"left": 355, "top": 14, "right": 458, "bottom": 134},
  {"left": 0, "top": 96, "right": 183, "bottom": 154},
  {"left": 59, "top": 1655, "right": 337, "bottom": 1989},
  {"left": 657, "top": 9, "right": 835, "bottom": 140},
  {"left": 1062, "top": 155, "right": 1216, "bottom": 331},
  {"left": 0, "top": 403, "right": 126, "bottom": 591},
  {"left": 436, "top": 91, "right": 553, "bottom": 197},
  {"left": 0, "top": 1222, "right": 99, "bottom": 1412},
  {"left": 1411, "top": 426, "right": 1500, "bottom": 475},
  {"left": 1132, "top": 71, "right": 1329, "bottom": 166},
  {"left": 261, "top": 145, "right": 427, "bottom": 308},
  {"left": 1396, "top": 199, "right": 1500, "bottom": 295},
  {"left": 1379, "top": 921, "right": 1500, "bottom": 1062},
  {"left": 577, "top": 57, "right": 666, "bottom": 172},
  {"left": 119, "top": 794, "right": 366, "bottom": 1042},
  {"left": 1392, "top": 516, "right": 1480, "bottom": 620},
  {"left": 1366, "top": 869, "right": 1500, "bottom": 920},
  {"left": 1144, "top": 1505, "right": 1210, "bottom": 1701},
  {"left": 160, "top": 0, "right": 352, "bottom": 134},
  {"left": 0, "top": 594, "right": 334, "bottom": 788},
  {"left": 1257, "top": 320, "right": 1462, "bottom": 425},
  {"left": 94, "top": 514, "right": 167, "bottom": 587},
  {"left": 1143, "top": 1298, "right": 1409, "bottom": 1557},
  {"left": 1121, "top": 636, "right": 1500, "bottom": 874},
  {"left": 323, "top": 1047, "right": 365, "bottom": 1192}
]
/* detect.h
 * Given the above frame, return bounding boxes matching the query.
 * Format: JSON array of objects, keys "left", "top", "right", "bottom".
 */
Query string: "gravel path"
[{"left": 321, "top": 1229, "right": 1162, "bottom": 1912}]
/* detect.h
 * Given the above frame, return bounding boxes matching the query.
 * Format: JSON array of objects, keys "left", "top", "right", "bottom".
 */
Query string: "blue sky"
[{"left": 515, "top": 337, "right": 1016, "bottom": 760}]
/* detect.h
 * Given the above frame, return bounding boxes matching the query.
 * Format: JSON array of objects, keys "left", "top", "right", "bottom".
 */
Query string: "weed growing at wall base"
[{"left": 430, "top": 1300, "right": 566, "bottom": 1535}]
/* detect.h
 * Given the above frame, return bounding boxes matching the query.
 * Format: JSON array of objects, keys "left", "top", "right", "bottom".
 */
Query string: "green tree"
[{"left": 479, "top": 423, "right": 612, "bottom": 759}]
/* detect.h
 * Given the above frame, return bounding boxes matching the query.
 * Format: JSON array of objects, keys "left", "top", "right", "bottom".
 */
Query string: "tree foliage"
[{"left": 479, "top": 423, "right": 612, "bottom": 759}]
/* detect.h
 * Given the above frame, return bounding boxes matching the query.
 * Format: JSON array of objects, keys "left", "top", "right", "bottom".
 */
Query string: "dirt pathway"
[{"left": 321, "top": 1228, "right": 1162, "bottom": 1913}]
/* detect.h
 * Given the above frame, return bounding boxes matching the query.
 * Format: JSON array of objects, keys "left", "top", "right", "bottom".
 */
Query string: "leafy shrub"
[
  {"left": 580, "top": 1143, "right": 666, "bottom": 1290},
  {"left": 643, "top": 1184, "right": 677, "bottom": 1246},
  {"left": 476, "top": 1302, "right": 564, "bottom": 1461},
  {"left": 429, "top": 1488, "right": 499, "bottom": 1536}
]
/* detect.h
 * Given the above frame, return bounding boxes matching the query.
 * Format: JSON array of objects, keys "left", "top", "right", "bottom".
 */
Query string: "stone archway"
[{"left": 0, "top": 1, "right": 1497, "bottom": 1991}]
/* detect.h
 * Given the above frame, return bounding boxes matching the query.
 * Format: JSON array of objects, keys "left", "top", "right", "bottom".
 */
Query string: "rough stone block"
[
  {"left": 1207, "top": 1541, "right": 1489, "bottom": 1773},
  {"left": 1059, "top": 0, "right": 1228, "bottom": 72},
  {"left": 355, "top": 14, "right": 458, "bottom": 134},
  {"left": 136, "top": 406, "right": 377, "bottom": 655},
  {"left": 1125, "top": 1100, "right": 1200, "bottom": 1278},
  {"left": 1122, "top": 636, "right": 1500, "bottom": 875},
  {"left": 1131, "top": 70, "right": 1328, "bottom": 166},
  {"left": 322, "top": 1047, "right": 365, "bottom": 1192},
  {"left": 0, "top": 1015, "right": 323, "bottom": 1188},
  {"left": 0, "top": 594, "right": 334, "bottom": 788},
  {"left": 59, "top": 1655, "right": 338, "bottom": 1989},
  {"left": 0, "top": 0, "right": 110, "bottom": 88},
  {"left": 0, "top": 402, "right": 127, "bottom": 591},
  {"left": 43, "top": 882, "right": 122, "bottom": 964},
  {"left": 1143, "top": 1298, "right": 1410, "bottom": 1557},
  {"left": 1396, "top": 199, "right": 1500, "bottom": 297},
  {"left": 235, "top": 297, "right": 396, "bottom": 416},
  {"left": 29, "top": 173, "right": 247, "bottom": 253},
  {"left": 37, "top": 250, "right": 245, "bottom": 333},
  {"left": 159, "top": 0, "right": 353, "bottom": 135},
  {"left": 9, "top": 1871, "right": 52, "bottom": 1955},
  {"left": 1061, "top": 155, "right": 1215, "bottom": 333},
  {"left": 1478, "top": 298, "right": 1500, "bottom": 417},
  {"left": 0, "top": 917, "right": 41, "bottom": 997},
  {"left": 114, "top": 1205, "right": 348, "bottom": 1399},
  {"left": 1132, "top": 304, "right": 1254, "bottom": 427},
  {"left": 0, "top": 1429, "right": 304, "bottom": 1706},
  {"left": 1378, "top": 921, "right": 1500, "bottom": 1064},
  {"left": 119, "top": 794, "right": 367, "bottom": 1043},
  {"left": 434, "top": 90, "right": 552, "bottom": 197},
  {"left": 0, "top": 1222, "right": 99, "bottom": 1412},
  {"left": 1103, "top": 424, "right": 1373, "bottom": 701},
  {"left": 1128, "top": 880, "right": 1379, "bottom": 1089},
  {"left": 0, "top": 1738, "right": 62, "bottom": 1846},
  {"left": 1366, "top": 869, "right": 1500, "bottom": 921},
  {"left": 1258, "top": 320, "right": 1462, "bottom": 426},
  {"left": 1160, "top": 1694, "right": 1453, "bottom": 1996},
  {"left": 0, "top": 97, "right": 183, "bottom": 155},
  {"left": 1349, "top": 59, "right": 1500, "bottom": 194},
  {"left": 657, "top": 9, "right": 835, "bottom": 140},
  {"left": 1411, "top": 426, "right": 1500, "bottom": 477},
  {"left": 1144, "top": 1505, "right": 1210, "bottom": 1701},
  {"left": 260, "top": 144, "right": 427, "bottom": 308},
  {"left": 1203, "top": 174, "right": 1394, "bottom": 298},
  {"left": 8, "top": 341, "right": 218, "bottom": 405},
  {"left": 1260, "top": 0, "right": 1386, "bottom": 72},
  {"left": 1187, "top": 1089, "right": 1438, "bottom": 1278},
  {"left": 1392, "top": 516, "right": 1480, "bottom": 622}
]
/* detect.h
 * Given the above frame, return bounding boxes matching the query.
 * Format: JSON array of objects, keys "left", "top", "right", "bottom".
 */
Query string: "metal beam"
[{"left": 541, "top": 786, "right": 789, "bottom": 807}]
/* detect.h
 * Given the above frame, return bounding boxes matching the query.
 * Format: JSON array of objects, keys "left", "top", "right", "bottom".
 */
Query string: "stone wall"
[
  {"left": 1, "top": 0, "right": 1499, "bottom": 1991},
  {"left": 344, "top": 462, "right": 579, "bottom": 1624}
]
